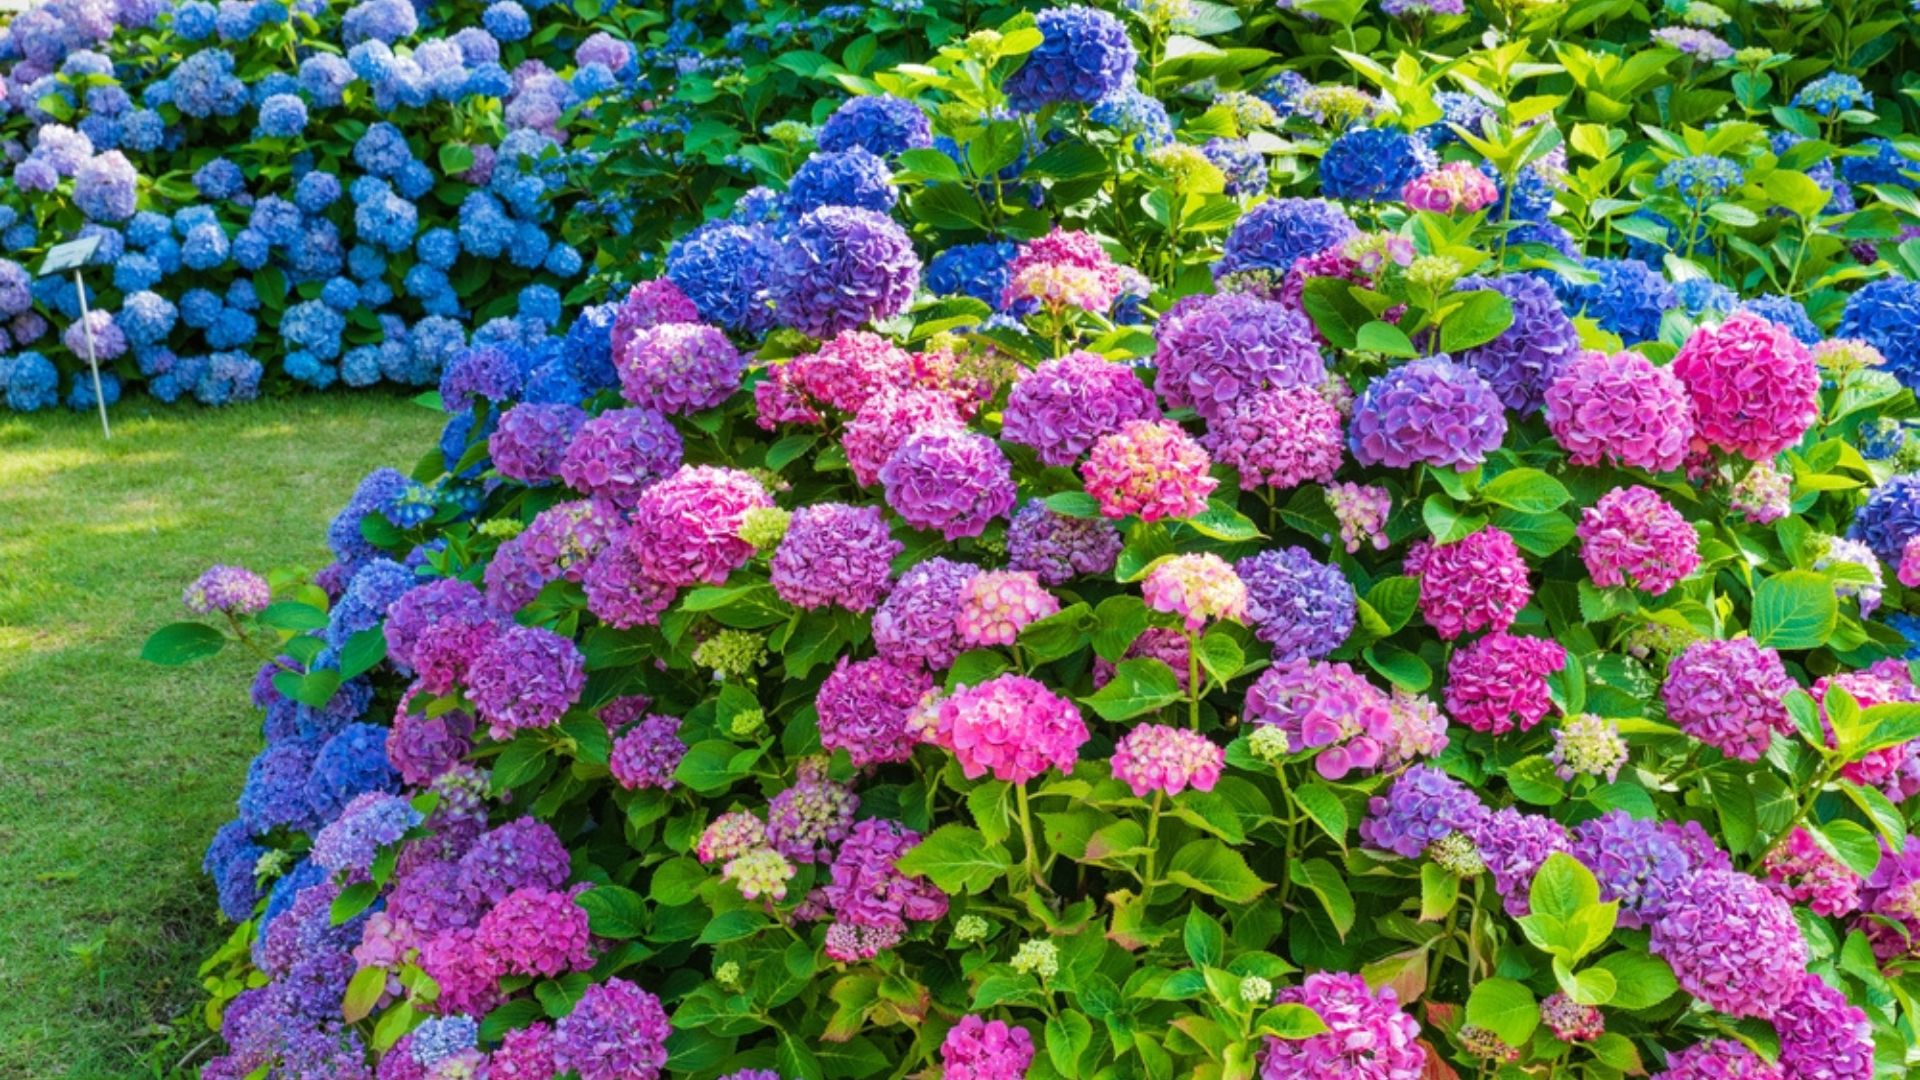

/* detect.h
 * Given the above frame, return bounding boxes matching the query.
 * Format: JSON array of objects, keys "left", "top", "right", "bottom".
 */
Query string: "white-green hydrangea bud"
[
  {"left": 1239, "top": 975, "right": 1273, "bottom": 1004},
  {"left": 694, "top": 629, "right": 768, "bottom": 680},
  {"left": 255, "top": 848, "right": 293, "bottom": 879},
  {"left": 1550, "top": 713, "right": 1630, "bottom": 783},
  {"left": 1248, "top": 725, "right": 1290, "bottom": 763},
  {"left": 1734, "top": 46, "right": 1774, "bottom": 66},
  {"left": 1406, "top": 255, "right": 1464, "bottom": 292},
  {"left": 1427, "top": 831, "right": 1486, "bottom": 879},
  {"left": 715, "top": 961, "right": 742, "bottom": 988},
  {"left": 1682, "top": 0, "right": 1730, "bottom": 25},
  {"left": 965, "top": 29, "right": 1003, "bottom": 57},
  {"left": 722, "top": 847, "right": 795, "bottom": 902},
  {"left": 728, "top": 708, "right": 767, "bottom": 738},
  {"left": 477, "top": 518, "right": 525, "bottom": 540},
  {"left": 954, "top": 915, "right": 990, "bottom": 943},
  {"left": 1011, "top": 939, "right": 1059, "bottom": 979},
  {"left": 763, "top": 120, "right": 814, "bottom": 147},
  {"left": 738, "top": 506, "right": 792, "bottom": 551},
  {"left": 1148, "top": 144, "right": 1225, "bottom": 193}
]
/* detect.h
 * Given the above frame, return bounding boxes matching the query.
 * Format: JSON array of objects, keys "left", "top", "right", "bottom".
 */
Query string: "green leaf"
[
  {"left": 1506, "top": 755, "right": 1565, "bottom": 806},
  {"left": 1186, "top": 501, "right": 1263, "bottom": 542},
  {"left": 1082, "top": 658, "right": 1183, "bottom": 721},
  {"left": 342, "top": 965, "right": 387, "bottom": 1023},
  {"left": 696, "top": 909, "right": 769, "bottom": 944},
  {"left": 479, "top": 1000, "right": 545, "bottom": 1044},
  {"left": 1043, "top": 491, "right": 1101, "bottom": 518},
  {"left": 1364, "top": 577, "right": 1420, "bottom": 634},
  {"left": 1356, "top": 320, "right": 1418, "bottom": 358},
  {"left": 258, "top": 601, "right": 329, "bottom": 631},
  {"left": 892, "top": 824, "right": 1010, "bottom": 894},
  {"left": 491, "top": 737, "right": 551, "bottom": 793},
  {"left": 1750, "top": 570, "right": 1838, "bottom": 650},
  {"left": 438, "top": 143, "right": 475, "bottom": 176},
  {"left": 1440, "top": 289, "right": 1516, "bottom": 353},
  {"left": 338, "top": 626, "right": 387, "bottom": 680},
  {"left": 673, "top": 739, "right": 750, "bottom": 794},
  {"left": 1464, "top": 977, "right": 1539, "bottom": 1048},
  {"left": 141, "top": 622, "right": 227, "bottom": 665},
  {"left": 1184, "top": 908, "right": 1226, "bottom": 967},
  {"left": 577, "top": 885, "right": 646, "bottom": 939},
  {"left": 1166, "top": 839, "right": 1271, "bottom": 903},
  {"left": 1810, "top": 819, "right": 1883, "bottom": 879},
  {"left": 1292, "top": 781, "right": 1350, "bottom": 847},
  {"left": 1018, "top": 602, "right": 1093, "bottom": 664},
  {"left": 1287, "top": 858, "right": 1353, "bottom": 935},
  {"left": 1420, "top": 863, "right": 1460, "bottom": 921},
  {"left": 331, "top": 882, "right": 378, "bottom": 925},
  {"left": 1253, "top": 1004, "right": 1329, "bottom": 1040},
  {"left": 1479, "top": 468, "right": 1571, "bottom": 513},
  {"left": 1195, "top": 627, "right": 1244, "bottom": 686},
  {"left": 1492, "top": 508, "right": 1577, "bottom": 557},
  {"left": 1858, "top": 702, "right": 1920, "bottom": 755},
  {"left": 1592, "top": 950, "right": 1678, "bottom": 1010},
  {"left": 1045, "top": 1012, "right": 1095, "bottom": 1075},
  {"left": 1091, "top": 595, "right": 1151, "bottom": 662}
]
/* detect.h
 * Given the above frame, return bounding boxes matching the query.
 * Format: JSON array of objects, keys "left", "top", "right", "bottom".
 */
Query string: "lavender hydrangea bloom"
[
  {"left": 1648, "top": 867, "right": 1807, "bottom": 1019},
  {"left": 1454, "top": 274, "right": 1580, "bottom": 414},
  {"left": 871, "top": 556, "right": 978, "bottom": 670},
  {"left": 1154, "top": 292, "right": 1325, "bottom": 423},
  {"left": 489, "top": 402, "right": 587, "bottom": 485},
  {"left": 1006, "top": 499, "right": 1122, "bottom": 585},
  {"left": 1359, "top": 764, "right": 1487, "bottom": 858},
  {"left": 1002, "top": 351, "right": 1160, "bottom": 467},
  {"left": 772, "top": 206, "right": 920, "bottom": 338},
  {"left": 770, "top": 503, "right": 903, "bottom": 611},
  {"left": 1348, "top": 356, "right": 1507, "bottom": 470},
  {"left": 311, "top": 791, "right": 421, "bottom": 873},
  {"left": 551, "top": 978, "right": 671, "bottom": 1080},
  {"left": 879, "top": 428, "right": 1016, "bottom": 540},
  {"left": 1571, "top": 811, "right": 1728, "bottom": 928},
  {"left": 1847, "top": 472, "right": 1920, "bottom": 562},
  {"left": 1235, "top": 547, "right": 1355, "bottom": 661},
  {"left": 466, "top": 625, "right": 585, "bottom": 738}
]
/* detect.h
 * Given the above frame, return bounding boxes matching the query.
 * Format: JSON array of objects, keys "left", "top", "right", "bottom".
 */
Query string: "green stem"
[
  {"left": 1186, "top": 633, "right": 1202, "bottom": 730},
  {"left": 1015, "top": 781, "right": 1048, "bottom": 895},
  {"left": 1141, "top": 790, "right": 1165, "bottom": 904}
]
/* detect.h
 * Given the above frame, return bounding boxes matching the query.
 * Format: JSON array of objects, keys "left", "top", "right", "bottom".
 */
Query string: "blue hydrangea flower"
[
  {"left": 1839, "top": 277, "right": 1920, "bottom": 389},
  {"left": 1547, "top": 257, "right": 1676, "bottom": 344},
  {"left": 2, "top": 352, "right": 60, "bottom": 412},
  {"left": 926, "top": 241, "right": 1017, "bottom": 310},
  {"left": 1848, "top": 473, "right": 1920, "bottom": 562},
  {"left": 1656, "top": 154, "right": 1743, "bottom": 208},
  {"left": 255, "top": 92, "right": 308, "bottom": 137},
  {"left": 1217, "top": 197, "right": 1357, "bottom": 277},
  {"left": 283, "top": 299, "right": 347, "bottom": 360},
  {"left": 1841, "top": 138, "right": 1916, "bottom": 188},
  {"left": 1320, "top": 126, "right": 1431, "bottom": 200},
  {"left": 482, "top": 0, "right": 531, "bottom": 40},
  {"left": 194, "top": 158, "right": 245, "bottom": 200},
  {"left": 1004, "top": 5, "right": 1136, "bottom": 111},
  {"left": 1793, "top": 73, "right": 1871, "bottom": 116},
  {"left": 666, "top": 219, "right": 782, "bottom": 334},
  {"left": 1673, "top": 276, "right": 1736, "bottom": 318},
  {"left": 1738, "top": 294, "right": 1821, "bottom": 345},
  {"left": 817, "top": 94, "right": 932, "bottom": 156},
  {"left": 352, "top": 121, "right": 413, "bottom": 178},
  {"left": 785, "top": 147, "right": 898, "bottom": 216},
  {"left": 294, "top": 170, "right": 342, "bottom": 214}
]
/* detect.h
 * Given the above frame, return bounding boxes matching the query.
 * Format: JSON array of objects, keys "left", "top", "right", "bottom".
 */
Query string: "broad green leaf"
[
  {"left": 577, "top": 885, "right": 646, "bottom": 939},
  {"left": 1082, "top": 658, "right": 1183, "bottom": 721},
  {"left": 141, "top": 622, "right": 227, "bottom": 665},
  {"left": 1464, "top": 977, "right": 1539, "bottom": 1047},
  {"left": 1479, "top": 468, "right": 1571, "bottom": 514},
  {"left": 1166, "top": 839, "right": 1270, "bottom": 903},
  {"left": 893, "top": 824, "right": 1010, "bottom": 894},
  {"left": 1750, "top": 570, "right": 1837, "bottom": 650}
]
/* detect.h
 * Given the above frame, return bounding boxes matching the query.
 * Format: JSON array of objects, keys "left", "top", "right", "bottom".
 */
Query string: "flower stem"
[{"left": 1015, "top": 781, "right": 1048, "bottom": 895}]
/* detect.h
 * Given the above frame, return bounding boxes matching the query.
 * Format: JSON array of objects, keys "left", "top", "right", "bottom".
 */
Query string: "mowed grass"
[{"left": 0, "top": 393, "right": 443, "bottom": 1079}]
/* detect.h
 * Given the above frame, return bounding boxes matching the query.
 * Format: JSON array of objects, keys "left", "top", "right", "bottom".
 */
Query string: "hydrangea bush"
[{"left": 139, "top": 1, "right": 1920, "bottom": 1078}]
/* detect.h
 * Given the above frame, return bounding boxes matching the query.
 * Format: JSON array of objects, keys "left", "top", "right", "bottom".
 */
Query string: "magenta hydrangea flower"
[
  {"left": 817, "top": 655, "right": 935, "bottom": 767},
  {"left": 465, "top": 624, "right": 586, "bottom": 738},
  {"left": 957, "top": 570, "right": 1060, "bottom": 648},
  {"left": 1577, "top": 484, "right": 1700, "bottom": 595},
  {"left": 770, "top": 502, "right": 903, "bottom": 611},
  {"left": 766, "top": 760, "right": 858, "bottom": 863},
  {"left": 1245, "top": 658, "right": 1396, "bottom": 779},
  {"left": 928, "top": 674, "right": 1089, "bottom": 783},
  {"left": 1006, "top": 499, "right": 1123, "bottom": 585},
  {"left": 490, "top": 402, "right": 587, "bottom": 484},
  {"left": 1670, "top": 311, "right": 1819, "bottom": 460},
  {"left": 627, "top": 465, "right": 772, "bottom": 587},
  {"left": 871, "top": 557, "right": 978, "bottom": 671},
  {"left": 416, "top": 927, "right": 503, "bottom": 1017},
  {"left": 489, "top": 1022, "right": 558, "bottom": 1080},
  {"left": 841, "top": 387, "right": 963, "bottom": 486},
  {"left": 1761, "top": 827, "right": 1861, "bottom": 916},
  {"left": 1081, "top": 419, "right": 1217, "bottom": 522},
  {"left": 1648, "top": 867, "right": 1808, "bottom": 1019},
  {"left": 616, "top": 321, "right": 745, "bottom": 415},
  {"left": 385, "top": 578, "right": 487, "bottom": 674},
  {"left": 1405, "top": 527, "right": 1531, "bottom": 639},
  {"left": 475, "top": 886, "right": 593, "bottom": 977},
  {"left": 879, "top": 428, "right": 1017, "bottom": 540},
  {"left": 1543, "top": 349, "right": 1692, "bottom": 472},
  {"left": 1444, "top": 631, "right": 1566, "bottom": 736},
  {"left": 1111, "top": 723, "right": 1223, "bottom": 797},
  {"left": 1258, "top": 972, "right": 1426, "bottom": 1079},
  {"left": 1154, "top": 292, "right": 1326, "bottom": 423},
  {"left": 609, "top": 714, "right": 686, "bottom": 791},
  {"left": 1201, "top": 384, "right": 1343, "bottom": 490},
  {"left": 1402, "top": 160, "right": 1499, "bottom": 212},
  {"left": 940, "top": 1015, "right": 1035, "bottom": 1080},
  {"left": 1002, "top": 350, "right": 1160, "bottom": 467},
  {"left": 184, "top": 564, "right": 272, "bottom": 615},
  {"left": 1472, "top": 807, "right": 1570, "bottom": 916},
  {"left": 1349, "top": 356, "right": 1507, "bottom": 471},
  {"left": 1662, "top": 638, "right": 1795, "bottom": 762},
  {"left": 1652, "top": 1040, "right": 1783, "bottom": 1080},
  {"left": 1142, "top": 553, "right": 1247, "bottom": 632},
  {"left": 387, "top": 697, "right": 475, "bottom": 786},
  {"left": 550, "top": 977, "right": 672, "bottom": 1080},
  {"left": 1540, "top": 993, "right": 1604, "bottom": 1043},
  {"left": 786, "top": 330, "right": 911, "bottom": 416},
  {"left": 559, "top": 407, "right": 684, "bottom": 510}
]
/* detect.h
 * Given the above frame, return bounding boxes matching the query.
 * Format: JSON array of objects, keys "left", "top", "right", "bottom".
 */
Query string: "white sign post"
[{"left": 38, "top": 235, "right": 108, "bottom": 439}]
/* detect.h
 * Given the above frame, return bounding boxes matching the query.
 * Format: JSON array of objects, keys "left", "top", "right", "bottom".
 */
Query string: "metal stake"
[{"left": 72, "top": 268, "right": 109, "bottom": 439}]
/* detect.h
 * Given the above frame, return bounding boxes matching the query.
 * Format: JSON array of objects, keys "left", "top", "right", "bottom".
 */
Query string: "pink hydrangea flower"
[
  {"left": 1110, "top": 723, "right": 1223, "bottom": 797},
  {"left": 1670, "top": 312, "right": 1819, "bottom": 460},
  {"left": 1652, "top": 1040, "right": 1783, "bottom": 1080},
  {"left": 1401, "top": 160, "right": 1500, "bottom": 213},
  {"left": 1081, "top": 419, "right": 1217, "bottom": 522},
  {"left": 1200, "top": 384, "right": 1343, "bottom": 490},
  {"left": 697, "top": 812, "right": 769, "bottom": 864},
  {"left": 1444, "top": 631, "right": 1566, "bottom": 736},
  {"left": 1000, "top": 227, "right": 1122, "bottom": 312},
  {"left": 475, "top": 886, "right": 594, "bottom": 977},
  {"left": 957, "top": 570, "right": 1060, "bottom": 648},
  {"left": 1663, "top": 638, "right": 1795, "bottom": 762},
  {"left": 1899, "top": 534, "right": 1920, "bottom": 588},
  {"left": 1244, "top": 658, "right": 1396, "bottom": 779},
  {"left": 1761, "top": 827, "right": 1862, "bottom": 916},
  {"left": 1258, "top": 972, "right": 1426, "bottom": 1079},
  {"left": 1730, "top": 460, "right": 1792, "bottom": 524},
  {"left": 183, "top": 564, "right": 272, "bottom": 615},
  {"left": 940, "top": 1016, "right": 1035, "bottom": 1080},
  {"left": 1325, "top": 482, "right": 1391, "bottom": 552},
  {"left": 842, "top": 387, "right": 962, "bottom": 487},
  {"left": 927, "top": 674, "right": 1089, "bottom": 783},
  {"left": 1577, "top": 484, "right": 1701, "bottom": 595},
  {"left": 626, "top": 465, "right": 772, "bottom": 587},
  {"left": 1142, "top": 552, "right": 1248, "bottom": 631},
  {"left": 1542, "top": 349, "right": 1692, "bottom": 473},
  {"left": 789, "top": 329, "right": 913, "bottom": 415},
  {"left": 1405, "top": 527, "right": 1531, "bottom": 639}
]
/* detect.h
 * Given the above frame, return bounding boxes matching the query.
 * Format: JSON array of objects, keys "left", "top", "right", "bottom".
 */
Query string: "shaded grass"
[{"left": 0, "top": 394, "right": 444, "bottom": 1079}]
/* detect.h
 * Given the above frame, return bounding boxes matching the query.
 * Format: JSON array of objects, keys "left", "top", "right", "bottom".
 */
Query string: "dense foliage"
[{"left": 130, "top": 0, "right": 1920, "bottom": 1077}]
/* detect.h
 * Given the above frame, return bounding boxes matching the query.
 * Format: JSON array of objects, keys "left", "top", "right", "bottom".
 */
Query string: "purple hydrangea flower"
[
  {"left": 880, "top": 428, "right": 1016, "bottom": 540},
  {"left": 1003, "top": 350, "right": 1160, "bottom": 467},
  {"left": 770, "top": 502, "right": 903, "bottom": 611},
  {"left": 1006, "top": 499, "right": 1122, "bottom": 585},
  {"left": 1348, "top": 356, "right": 1507, "bottom": 470},
  {"left": 1359, "top": 764, "right": 1486, "bottom": 858},
  {"left": 771, "top": 206, "right": 920, "bottom": 338},
  {"left": 1648, "top": 867, "right": 1808, "bottom": 1019},
  {"left": 1235, "top": 547, "right": 1354, "bottom": 662},
  {"left": 465, "top": 625, "right": 585, "bottom": 739},
  {"left": 1454, "top": 274, "right": 1581, "bottom": 414},
  {"left": 1154, "top": 292, "right": 1325, "bottom": 423}
]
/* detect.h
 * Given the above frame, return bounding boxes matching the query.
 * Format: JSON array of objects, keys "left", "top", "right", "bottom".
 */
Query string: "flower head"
[
  {"left": 1111, "top": 723, "right": 1223, "bottom": 797},
  {"left": 928, "top": 674, "right": 1089, "bottom": 783},
  {"left": 1081, "top": 419, "right": 1217, "bottom": 522}
]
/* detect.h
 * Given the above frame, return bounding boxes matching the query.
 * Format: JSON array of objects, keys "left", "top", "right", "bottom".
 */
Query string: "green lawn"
[{"left": 0, "top": 394, "right": 444, "bottom": 1079}]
